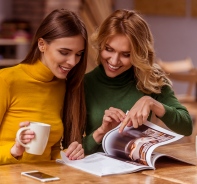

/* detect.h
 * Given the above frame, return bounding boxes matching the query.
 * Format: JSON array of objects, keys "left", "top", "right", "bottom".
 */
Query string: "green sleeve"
[
  {"left": 153, "top": 85, "right": 193, "bottom": 136},
  {"left": 82, "top": 132, "right": 101, "bottom": 155}
]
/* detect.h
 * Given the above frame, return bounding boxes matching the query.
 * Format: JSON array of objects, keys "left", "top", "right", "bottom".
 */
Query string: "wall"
[
  {"left": 1, "top": 0, "right": 197, "bottom": 64},
  {"left": 114, "top": 0, "right": 197, "bottom": 95},
  {"left": 114, "top": 0, "right": 197, "bottom": 64},
  {"left": 0, "top": 0, "right": 12, "bottom": 29},
  {"left": 0, "top": 0, "right": 196, "bottom": 94},
  {"left": 8, "top": 0, "right": 80, "bottom": 35}
]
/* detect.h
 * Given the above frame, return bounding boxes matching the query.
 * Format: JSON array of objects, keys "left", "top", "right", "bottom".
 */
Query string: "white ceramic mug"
[{"left": 16, "top": 122, "right": 51, "bottom": 155}]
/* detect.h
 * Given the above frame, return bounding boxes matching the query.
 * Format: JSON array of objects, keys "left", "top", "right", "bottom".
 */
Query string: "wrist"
[
  {"left": 93, "top": 127, "right": 106, "bottom": 143},
  {"left": 11, "top": 144, "right": 22, "bottom": 158},
  {"left": 97, "top": 127, "right": 107, "bottom": 135},
  {"left": 151, "top": 99, "right": 165, "bottom": 117}
]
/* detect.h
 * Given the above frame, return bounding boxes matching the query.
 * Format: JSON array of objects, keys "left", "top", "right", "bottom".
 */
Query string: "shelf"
[
  {"left": 0, "top": 59, "right": 21, "bottom": 66},
  {"left": 0, "top": 38, "right": 30, "bottom": 45},
  {"left": 0, "top": 39, "right": 30, "bottom": 63}
]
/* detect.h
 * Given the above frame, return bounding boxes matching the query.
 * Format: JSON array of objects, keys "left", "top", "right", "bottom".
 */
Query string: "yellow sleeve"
[
  {"left": 51, "top": 140, "right": 62, "bottom": 160},
  {"left": 0, "top": 143, "right": 21, "bottom": 165},
  {"left": 0, "top": 76, "right": 10, "bottom": 123},
  {"left": 0, "top": 76, "right": 19, "bottom": 164}
]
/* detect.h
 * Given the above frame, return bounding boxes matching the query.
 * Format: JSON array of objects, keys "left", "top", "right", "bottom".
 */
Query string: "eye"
[
  {"left": 105, "top": 46, "right": 113, "bottom": 52},
  {"left": 76, "top": 51, "right": 84, "bottom": 57},
  {"left": 59, "top": 50, "right": 68, "bottom": 56},
  {"left": 123, "top": 53, "right": 130, "bottom": 58}
]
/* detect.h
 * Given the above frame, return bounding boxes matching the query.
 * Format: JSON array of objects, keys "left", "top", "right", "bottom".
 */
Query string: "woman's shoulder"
[
  {"left": 0, "top": 65, "right": 19, "bottom": 75},
  {"left": 0, "top": 64, "right": 22, "bottom": 82},
  {"left": 150, "top": 84, "right": 174, "bottom": 100},
  {"left": 85, "top": 66, "right": 100, "bottom": 80}
]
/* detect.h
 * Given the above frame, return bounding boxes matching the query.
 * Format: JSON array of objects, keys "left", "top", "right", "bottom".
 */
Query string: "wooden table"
[
  {"left": 143, "top": 143, "right": 197, "bottom": 184},
  {"left": 0, "top": 143, "right": 196, "bottom": 184}
]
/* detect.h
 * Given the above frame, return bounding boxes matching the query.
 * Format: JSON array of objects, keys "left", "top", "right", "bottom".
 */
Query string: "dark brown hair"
[{"left": 22, "top": 9, "right": 88, "bottom": 148}]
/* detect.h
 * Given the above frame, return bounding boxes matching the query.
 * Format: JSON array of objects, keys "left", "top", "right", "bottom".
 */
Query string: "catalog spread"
[{"left": 56, "top": 121, "right": 192, "bottom": 176}]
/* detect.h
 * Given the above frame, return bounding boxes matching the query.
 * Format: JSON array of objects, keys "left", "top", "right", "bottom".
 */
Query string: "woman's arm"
[
  {"left": 83, "top": 108, "right": 126, "bottom": 155},
  {"left": 119, "top": 85, "right": 193, "bottom": 136}
]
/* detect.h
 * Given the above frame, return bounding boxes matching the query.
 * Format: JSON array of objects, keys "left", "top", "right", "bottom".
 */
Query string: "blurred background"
[{"left": 0, "top": 0, "right": 197, "bottom": 95}]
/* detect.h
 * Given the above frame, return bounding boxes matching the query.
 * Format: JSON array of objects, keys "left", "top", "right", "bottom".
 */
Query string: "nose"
[
  {"left": 67, "top": 55, "right": 78, "bottom": 67},
  {"left": 110, "top": 53, "right": 120, "bottom": 65}
]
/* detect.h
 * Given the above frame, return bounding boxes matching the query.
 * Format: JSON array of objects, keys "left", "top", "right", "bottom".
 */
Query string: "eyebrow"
[
  {"left": 105, "top": 44, "right": 130, "bottom": 53},
  {"left": 59, "top": 48, "right": 85, "bottom": 52}
]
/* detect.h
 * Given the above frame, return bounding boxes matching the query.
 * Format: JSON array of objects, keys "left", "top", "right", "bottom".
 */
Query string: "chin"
[
  {"left": 105, "top": 70, "right": 119, "bottom": 78},
  {"left": 55, "top": 74, "right": 67, "bottom": 80}
]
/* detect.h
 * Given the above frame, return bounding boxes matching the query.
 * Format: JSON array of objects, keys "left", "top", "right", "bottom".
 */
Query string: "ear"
[{"left": 38, "top": 38, "right": 46, "bottom": 52}]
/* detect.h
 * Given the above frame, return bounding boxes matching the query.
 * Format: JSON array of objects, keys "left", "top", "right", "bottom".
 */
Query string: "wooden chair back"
[
  {"left": 156, "top": 57, "right": 195, "bottom": 102},
  {"left": 157, "top": 57, "right": 194, "bottom": 73},
  {"left": 157, "top": 58, "right": 197, "bottom": 142}
]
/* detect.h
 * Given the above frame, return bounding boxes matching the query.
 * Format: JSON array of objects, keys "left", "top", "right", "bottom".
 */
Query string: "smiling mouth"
[
  {"left": 60, "top": 66, "right": 71, "bottom": 72},
  {"left": 108, "top": 62, "right": 120, "bottom": 70}
]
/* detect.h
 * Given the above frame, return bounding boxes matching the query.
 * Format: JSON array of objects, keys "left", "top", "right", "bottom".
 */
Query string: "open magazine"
[{"left": 56, "top": 121, "right": 192, "bottom": 176}]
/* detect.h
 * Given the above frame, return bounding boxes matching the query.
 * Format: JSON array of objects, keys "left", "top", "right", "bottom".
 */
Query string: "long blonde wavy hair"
[{"left": 91, "top": 9, "right": 171, "bottom": 94}]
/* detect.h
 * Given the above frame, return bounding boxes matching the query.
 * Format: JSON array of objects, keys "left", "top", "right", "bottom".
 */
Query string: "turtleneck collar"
[
  {"left": 21, "top": 60, "right": 55, "bottom": 82},
  {"left": 95, "top": 64, "right": 135, "bottom": 87}
]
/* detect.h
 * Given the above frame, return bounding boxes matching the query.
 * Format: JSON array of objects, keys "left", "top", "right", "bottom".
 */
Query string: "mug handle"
[{"left": 16, "top": 127, "right": 30, "bottom": 148}]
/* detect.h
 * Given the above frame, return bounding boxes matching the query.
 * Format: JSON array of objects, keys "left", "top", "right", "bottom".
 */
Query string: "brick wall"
[
  {"left": 12, "top": 0, "right": 82, "bottom": 35},
  {"left": 44, "top": 0, "right": 81, "bottom": 15},
  {"left": 12, "top": 0, "right": 45, "bottom": 35}
]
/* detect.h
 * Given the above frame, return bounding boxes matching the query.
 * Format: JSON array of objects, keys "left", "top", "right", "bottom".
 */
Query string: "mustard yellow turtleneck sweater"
[{"left": 0, "top": 60, "right": 66, "bottom": 165}]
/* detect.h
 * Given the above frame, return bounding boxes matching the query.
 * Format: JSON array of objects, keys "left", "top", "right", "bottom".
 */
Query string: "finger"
[
  {"left": 142, "top": 112, "right": 149, "bottom": 124},
  {"left": 118, "top": 111, "right": 132, "bottom": 132},
  {"left": 77, "top": 151, "right": 84, "bottom": 160},
  {"left": 109, "top": 107, "right": 126, "bottom": 121},
  {"left": 20, "top": 129, "right": 35, "bottom": 138},
  {"left": 127, "top": 120, "right": 133, "bottom": 127},
  {"left": 68, "top": 144, "right": 83, "bottom": 158},
  {"left": 106, "top": 111, "right": 122, "bottom": 123},
  {"left": 65, "top": 141, "right": 78, "bottom": 156},
  {"left": 20, "top": 133, "right": 35, "bottom": 143},
  {"left": 106, "top": 108, "right": 126, "bottom": 122},
  {"left": 15, "top": 138, "right": 24, "bottom": 148},
  {"left": 119, "top": 119, "right": 128, "bottom": 133},
  {"left": 19, "top": 121, "right": 30, "bottom": 128},
  {"left": 137, "top": 114, "right": 143, "bottom": 126},
  {"left": 132, "top": 117, "right": 139, "bottom": 128},
  {"left": 21, "top": 129, "right": 35, "bottom": 135},
  {"left": 103, "top": 115, "right": 113, "bottom": 123},
  {"left": 71, "top": 148, "right": 84, "bottom": 160},
  {"left": 77, "top": 153, "right": 85, "bottom": 160},
  {"left": 66, "top": 142, "right": 82, "bottom": 158}
]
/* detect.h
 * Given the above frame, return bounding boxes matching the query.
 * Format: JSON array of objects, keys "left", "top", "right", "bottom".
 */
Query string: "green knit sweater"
[{"left": 83, "top": 65, "right": 193, "bottom": 154}]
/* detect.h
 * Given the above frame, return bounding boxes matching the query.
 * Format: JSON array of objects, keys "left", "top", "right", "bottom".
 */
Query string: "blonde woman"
[{"left": 83, "top": 9, "right": 192, "bottom": 154}]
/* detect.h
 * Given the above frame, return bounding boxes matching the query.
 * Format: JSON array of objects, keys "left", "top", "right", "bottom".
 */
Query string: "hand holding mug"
[
  {"left": 14, "top": 121, "right": 50, "bottom": 155},
  {"left": 11, "top": 121, "right": 35, "bottom": 158}
]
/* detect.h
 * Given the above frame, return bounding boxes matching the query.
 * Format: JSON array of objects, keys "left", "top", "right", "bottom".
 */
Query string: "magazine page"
[
  {"left": 102, "top": 121, "right": 183, "bottom": 167},
  {"left": 150, "top": 151, "right": 195, "bottom": 168},
  {"left": 57, "top": 151, "right": 151, "bottom": 176}
]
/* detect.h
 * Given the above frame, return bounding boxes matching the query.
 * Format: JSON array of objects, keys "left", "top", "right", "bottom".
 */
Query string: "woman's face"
[
  {"left": 39, "top": 35, "right": 85, "bottom": 79},
  {"left": 100, "top": 34, "right": 132, "bottom": 78}
]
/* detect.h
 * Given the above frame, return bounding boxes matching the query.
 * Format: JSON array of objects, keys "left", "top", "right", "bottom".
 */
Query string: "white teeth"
[
  {"left": 60, "top": 66, "right": 70, "bottom": 71},
  {"left": 108, "top": 63, "right": 119, "bottom": 70}
]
